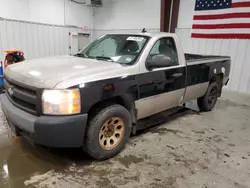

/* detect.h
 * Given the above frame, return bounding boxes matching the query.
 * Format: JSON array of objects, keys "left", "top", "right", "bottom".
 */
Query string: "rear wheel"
[
  {"left": 198, "top": 82, "right": 219, "bottom": 111},
  {"left": 84, "top": 104, "right": 132, "bottom": 160}
]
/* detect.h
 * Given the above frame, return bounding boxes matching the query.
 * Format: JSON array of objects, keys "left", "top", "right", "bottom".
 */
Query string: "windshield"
[{"left": 78, "top": 35, "right": 149, "bottom": 64}]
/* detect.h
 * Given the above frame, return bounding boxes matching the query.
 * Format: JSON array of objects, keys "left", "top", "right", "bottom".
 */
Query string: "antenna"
[{"left": 141, "top": 28, "right": 147, "bottom": 33}]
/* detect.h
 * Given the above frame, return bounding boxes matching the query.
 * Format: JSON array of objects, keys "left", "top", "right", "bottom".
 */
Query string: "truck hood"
[{"left": 5, "top": 55, "right": 134, "bottom": 89}]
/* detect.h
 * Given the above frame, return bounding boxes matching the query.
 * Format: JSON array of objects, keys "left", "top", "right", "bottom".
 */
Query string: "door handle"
[{"left": 172, "top": 73, "right": 183, "bottom": 78}]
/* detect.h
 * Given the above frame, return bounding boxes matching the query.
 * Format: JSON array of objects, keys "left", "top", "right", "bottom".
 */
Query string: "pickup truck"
[{"left": 0, "top": 32, "right": 231, "bottom": 160}]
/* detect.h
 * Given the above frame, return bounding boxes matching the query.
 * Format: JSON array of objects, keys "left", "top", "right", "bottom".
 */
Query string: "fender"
[{"left": 78, "top": 75, "right": 138, "bottom": 118}]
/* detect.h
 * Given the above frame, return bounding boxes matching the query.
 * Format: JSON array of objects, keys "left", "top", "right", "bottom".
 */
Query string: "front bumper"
[{"left": 0, "top": 93, "right": 88, "bottom": 148}]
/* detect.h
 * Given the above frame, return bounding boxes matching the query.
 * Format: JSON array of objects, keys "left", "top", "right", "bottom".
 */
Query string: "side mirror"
[{"left": 146, "top": 55, "right": 173, "bottom": 69}]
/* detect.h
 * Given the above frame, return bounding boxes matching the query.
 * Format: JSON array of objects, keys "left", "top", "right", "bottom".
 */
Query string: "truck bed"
[{"left": 185, "top": 53, "right": 230, "bottom": 62}]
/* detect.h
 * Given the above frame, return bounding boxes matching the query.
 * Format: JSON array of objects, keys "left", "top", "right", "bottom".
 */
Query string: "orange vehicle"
[
  {"left": 0, "top": 49, "right": 25, "bottom": 89},
  {"left": 4, "top": 49, "right": 25, "bottom": 69}
]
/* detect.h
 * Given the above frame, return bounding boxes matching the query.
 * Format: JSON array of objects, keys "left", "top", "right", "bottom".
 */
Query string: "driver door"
[{"left": 136, "top": 37, "right": 186, "bottom": 119}]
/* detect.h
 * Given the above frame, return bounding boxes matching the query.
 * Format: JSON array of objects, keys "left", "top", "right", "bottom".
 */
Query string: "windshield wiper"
[
  {"left": 75, "top": 52, "right": 88, "bottom": 58},
  {"left": 95, "top": 56, "right": 114, "bottom": 62}
]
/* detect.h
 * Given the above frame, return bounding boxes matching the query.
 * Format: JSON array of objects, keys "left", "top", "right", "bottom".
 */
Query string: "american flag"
[{"left": 191, "top": 0, "right": 250, "bottom": 39}]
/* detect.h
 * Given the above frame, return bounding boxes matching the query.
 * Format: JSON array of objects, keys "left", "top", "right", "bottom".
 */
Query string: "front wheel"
[
  {"left": 84, "top": 104, "right": 132, "bottom": 160},
  {"left": 197, "top": 82, "right": 219, "bottom": 111}
]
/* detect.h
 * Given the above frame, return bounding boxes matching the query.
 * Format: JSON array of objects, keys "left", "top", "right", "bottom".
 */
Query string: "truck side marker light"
[{"left": 104, "top": 84, "right": 113, "bottom": 91}]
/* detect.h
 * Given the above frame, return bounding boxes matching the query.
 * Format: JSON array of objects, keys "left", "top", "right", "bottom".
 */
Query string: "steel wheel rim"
[{"left": 99, "top": 117, "right": 125, "bottom": 150}]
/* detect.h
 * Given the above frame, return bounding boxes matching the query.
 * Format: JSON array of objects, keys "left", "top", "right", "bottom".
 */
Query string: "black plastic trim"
[{"left": 34, "top": 114, "right": 88, "bottom": 148}]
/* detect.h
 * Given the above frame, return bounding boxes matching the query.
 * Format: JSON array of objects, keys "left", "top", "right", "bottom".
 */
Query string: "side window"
[{"left": 147, "top": 37, "right": 179, "bottom": 66}]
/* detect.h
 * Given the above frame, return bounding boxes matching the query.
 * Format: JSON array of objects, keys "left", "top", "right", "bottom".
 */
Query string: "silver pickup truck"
[{"left": 0, "top": 32, "right": 231, "bottom": 160}]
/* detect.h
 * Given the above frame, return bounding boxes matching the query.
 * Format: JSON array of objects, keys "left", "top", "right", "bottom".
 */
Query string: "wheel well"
[
  {"left": 210, "top": 73, "right": 223, "bottom": 96},
  {"left": 87, "top": 96, "right": 136, "bottom": 124}
]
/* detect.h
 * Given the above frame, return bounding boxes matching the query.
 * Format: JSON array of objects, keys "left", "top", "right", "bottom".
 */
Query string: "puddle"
[
  {"left": 114, "top": 155, "right": 144, "bottom": 168},
  {"left": 0, "top": 137, "right": 74, "bottom": 187},
  {"left": 192, "top": 130, "right": 206, "bottom": 134},
  {"left": 0, "top": 125, "right": 91, "bottom": 188},
  {"left": 150, "top": 128, "right": 184, "bottom": 136}
]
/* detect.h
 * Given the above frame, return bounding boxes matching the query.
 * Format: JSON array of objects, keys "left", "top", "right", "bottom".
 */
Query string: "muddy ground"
[{"left": 0, "top": 89, "right": 250, "bottom": 188}]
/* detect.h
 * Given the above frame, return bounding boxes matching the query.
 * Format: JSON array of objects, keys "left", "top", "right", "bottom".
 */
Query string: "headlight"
[{"left": 42, "top": 89, "right": 81, "bottom": 115}]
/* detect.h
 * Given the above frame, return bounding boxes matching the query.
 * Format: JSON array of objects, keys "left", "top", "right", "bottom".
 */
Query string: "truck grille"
[{"left": 4, "top": 79, "right": 39, "bottom": 115}]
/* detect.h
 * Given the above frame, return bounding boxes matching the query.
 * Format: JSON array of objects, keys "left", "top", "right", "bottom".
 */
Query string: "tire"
[
  {"left": 197, "top": 82, "right": 219, "bottom": 112},
  {"left": 84, "top": 104, "right": 132, "bottom": 160}
]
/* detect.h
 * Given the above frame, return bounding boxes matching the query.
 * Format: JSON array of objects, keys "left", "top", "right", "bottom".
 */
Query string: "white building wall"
[
  {"left": 0, "top": 0, "right": 93, "bottom": 28},
  {"left": 0, "top": 19, "right": 88, "bottom": 62},
  {"left": 176, "top": 0, "right": 250, "bottom": 93},
  {"left": 0, "top": 0, "right": 93, "bottom": 63},
  {"left": 0, "top": 0, "right": 161, "bottom": 61},
  {"left": 177, "top": 0, "right": 196, "bottom": 29},
  {"left": 93, "top": 0, "right": 161, "bottom": 38},
  {"left": 65, "top": 1, "right": 94, "bottom": 28}
]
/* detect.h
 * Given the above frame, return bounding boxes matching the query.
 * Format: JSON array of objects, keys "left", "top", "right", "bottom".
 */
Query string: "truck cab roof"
[{"left": 103, "top": 32, "right": 178, "bottom": 38}]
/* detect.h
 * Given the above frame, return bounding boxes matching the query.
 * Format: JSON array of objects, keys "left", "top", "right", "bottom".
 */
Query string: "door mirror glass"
[{"left": 146, "top": 55, "right": 173, "bottom": 69}]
